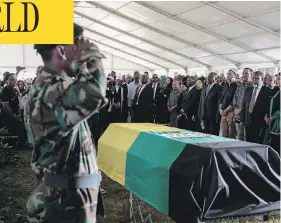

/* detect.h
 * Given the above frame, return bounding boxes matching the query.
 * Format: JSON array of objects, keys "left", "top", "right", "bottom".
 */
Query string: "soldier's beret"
[{"left": 34, "top": 23, "right": 84, "bottom": 51}]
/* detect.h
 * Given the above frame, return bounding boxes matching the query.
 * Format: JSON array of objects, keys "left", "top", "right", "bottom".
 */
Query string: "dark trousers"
[
  {"left": 270, "top": 134, "right": 280, "bottom": 155},
  {"left": 204, "top": 119, "right": 219, "bottom": 136},
  {"left": 132, "top": 106, "right": 151, "bottom": 123},
  {"left": 99, "top": 112, "right": 111, "bottom": 136},
  {"left": 246, "top": 124, "right": 263, "bottom": 144},
  {"left": 178, "top": 116, "right": 189, "bottom": 130},
  {"left": 112, "top": 108, "right": 122, "bottom": 123},
  {"left": 121, "top": 106, "right": 128, "bottom": 122},
  {"left": 1, "top": 112, "right": 26, "bottom": 143},
  {"left": 87, "top": 113, "right": 100, "bottom": 146},
  {"left": 178, "top": 115, "right": 201, "bottom": 132}
]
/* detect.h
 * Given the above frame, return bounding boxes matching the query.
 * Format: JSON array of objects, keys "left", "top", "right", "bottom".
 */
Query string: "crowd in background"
[
  {"left": 0, "top": 67, "right": 39, "bottom": 148},
  {"left": 0, "top": 67, "right": 279, "bottom": 155},
  {"left": 96, "top": 69, "right": 280, "bottom": 155}
]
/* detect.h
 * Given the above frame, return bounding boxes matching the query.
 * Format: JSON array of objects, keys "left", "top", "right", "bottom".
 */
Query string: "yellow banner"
[{"left": 0, "top": 0, "right": 73, "bottom": 44}]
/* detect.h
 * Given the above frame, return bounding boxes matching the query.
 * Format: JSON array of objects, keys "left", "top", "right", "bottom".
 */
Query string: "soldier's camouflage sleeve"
[{"left": 43, "top": 45, "right": 108, "bottom": 130}]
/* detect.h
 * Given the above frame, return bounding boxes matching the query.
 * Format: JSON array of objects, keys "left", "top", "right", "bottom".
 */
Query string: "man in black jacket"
[
  {"left": 240, "top": 71, "right": 272, "bottom": 143},
  {"left": 150, "top": 73, "right": 161, "bottom": 123},
  {"left": 177, "top": 76, "right": 200, "bottom": 131},
  {"left": 218, "top": 69, "right": 238, "bottom": 139},
  {"left": 198, "top": 72, "right": 222, "bottom": 135},
  {"left": 132, "top": 74, "right": 154, "bottom": 122}
]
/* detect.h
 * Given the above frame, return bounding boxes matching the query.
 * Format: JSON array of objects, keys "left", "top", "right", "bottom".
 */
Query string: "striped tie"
[{"left": 249, "top": 86, "right": 257, "bottom": 113}]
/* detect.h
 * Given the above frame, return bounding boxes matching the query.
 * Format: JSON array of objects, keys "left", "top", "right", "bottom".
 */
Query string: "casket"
[{"left": 98, "top": 123, "right": 280, "bottom": 222}]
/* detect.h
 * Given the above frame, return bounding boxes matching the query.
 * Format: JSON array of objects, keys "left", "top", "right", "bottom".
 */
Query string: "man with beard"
[
  {"left": 24, "top": 24, "right": 107, "bottom": 223},
  {"left": 198, "top": 72, "right": 222, "bottom": 135}
]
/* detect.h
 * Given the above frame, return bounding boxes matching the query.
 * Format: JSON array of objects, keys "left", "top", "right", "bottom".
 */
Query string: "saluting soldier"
[{"left": 24, "top": 23, "right": 107, "bottom": 223}]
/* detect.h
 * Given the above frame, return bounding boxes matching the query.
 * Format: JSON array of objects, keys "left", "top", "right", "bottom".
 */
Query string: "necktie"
[
  {"left": 206, "top": 85, "right": 211, "bottom": 95},
  {"left": 136, "top": 85, "right": 142, "bottom": 105},
  {"left": 137, "top": 86, "right": 142, "bottom": 97},
  {"left": 153, "top": 84, "right": 156, "bottom": 99},
  {"left": 249, "top": 86, "right": 257, "bottom": 113}
]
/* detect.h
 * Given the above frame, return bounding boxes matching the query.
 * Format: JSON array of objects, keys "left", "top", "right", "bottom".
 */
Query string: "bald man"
[
  {"left": 267, "top": 74, "right": 276, "bottom": 89},
  {"left": 267, "top": 74, "right": 279, "bottom": 96}
]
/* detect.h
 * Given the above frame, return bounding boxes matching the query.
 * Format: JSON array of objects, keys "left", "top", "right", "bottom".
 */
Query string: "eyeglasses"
[{"left": 153, "top": 77, "right": 158, "bottom": 79}]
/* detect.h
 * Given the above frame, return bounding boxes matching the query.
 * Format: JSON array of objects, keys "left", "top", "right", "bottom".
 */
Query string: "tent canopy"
[
  {"left": 74, "top": 1, "right": 280, "bottom": 75},
  {"left": 0, "top": 1, "right": 279, "bottom": 78}
]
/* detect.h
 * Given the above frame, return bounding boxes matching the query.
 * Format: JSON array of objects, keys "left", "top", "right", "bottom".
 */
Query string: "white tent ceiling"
[
  {"left": 0, "top": 1, "right": 280, "bottom": 79},
  {"left": 74, "top": 0, "right": 280, "bottom": 75}
]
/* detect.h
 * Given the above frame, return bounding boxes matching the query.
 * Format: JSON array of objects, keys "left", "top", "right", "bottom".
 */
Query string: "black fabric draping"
[{"left": 169, "top": 141, "right": 280, "bottom": 223}]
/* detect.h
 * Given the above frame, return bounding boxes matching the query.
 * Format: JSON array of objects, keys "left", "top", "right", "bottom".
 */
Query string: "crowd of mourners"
[
  {"left": 0, "top": 67, "right": 33, "bottom": 148},
  {"left": 0, "top": 67, "right": 280, "bottom": 155},
  {"left": 98, "top": 69, "right": 280, "bottom": 155}
]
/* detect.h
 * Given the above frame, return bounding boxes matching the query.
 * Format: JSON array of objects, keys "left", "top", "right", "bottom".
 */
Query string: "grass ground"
[{"left": 0, "top": 149, "right": 279, "bottom": 223}]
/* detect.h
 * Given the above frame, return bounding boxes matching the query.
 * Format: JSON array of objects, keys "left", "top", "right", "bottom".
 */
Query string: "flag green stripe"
[
  {"left": 125, "top": 132, "right": 186, "bottom": 214},
  {"left": 124, "top": 130, "right": 235, "bottom": 214}
]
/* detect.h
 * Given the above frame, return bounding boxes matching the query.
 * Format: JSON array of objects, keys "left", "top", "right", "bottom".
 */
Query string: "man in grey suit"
[{"left": 198, "top": 72, "right": 222, "bottom": 135}]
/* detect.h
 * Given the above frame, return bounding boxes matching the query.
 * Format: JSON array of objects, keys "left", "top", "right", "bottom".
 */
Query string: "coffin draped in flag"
[{"left": 98, "top": 123, "right": 280, "bottom": 222}]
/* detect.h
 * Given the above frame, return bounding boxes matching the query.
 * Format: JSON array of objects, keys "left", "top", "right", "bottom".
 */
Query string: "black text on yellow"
[{"left": 0, "top": 2, "right": 39, "bottom": 32}]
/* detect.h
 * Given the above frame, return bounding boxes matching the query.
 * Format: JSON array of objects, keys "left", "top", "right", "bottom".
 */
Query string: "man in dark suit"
[
  {"left": 132, "top": 74, "right": 154, "bottom": 122},
  {"left": 240, "top": 71, "right": 272, "bottom": 144},
  {"left": 177, "top": 76, "right": 201, "bottom": 131},
  {"left": 198, "top": 72, "right": 222, "bottom": 135},
  {"left": 150, "top": 73, "right": 161, "bottom": 123}
]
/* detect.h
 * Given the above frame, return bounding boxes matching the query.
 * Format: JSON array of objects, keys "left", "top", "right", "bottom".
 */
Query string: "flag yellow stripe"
[{"left": 98, "top": 123, "right": 178, "bottom": 185}]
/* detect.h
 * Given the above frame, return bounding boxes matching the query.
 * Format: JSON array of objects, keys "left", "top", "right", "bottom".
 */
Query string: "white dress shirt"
[
  {"left": 189, "top": 85, "right": 195, "bottom": 92},
  {"left": 152, "top": 82, "right": 158, "bottom": 100},
  {"left": 128, "top": 81, "right": 141, "bottom": 107},
  {"left": 115, "top": 85, "right": 119, "bottom": 94},
  {"left": 254, "top": 84, "right": 263, "bottom": 103},
  {"left": 208, "top": 82, "right": 215, "bottom": 91}
]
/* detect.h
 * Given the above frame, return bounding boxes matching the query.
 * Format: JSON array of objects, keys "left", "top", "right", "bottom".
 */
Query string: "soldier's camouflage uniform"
[{"left": 24, "top": 46, "right": 107, "bottom": 223}]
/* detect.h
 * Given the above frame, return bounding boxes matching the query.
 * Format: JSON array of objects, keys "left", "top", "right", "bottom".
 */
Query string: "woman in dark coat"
[{"left": 155, "top": 77, "right": 173, "bottom": 124}]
